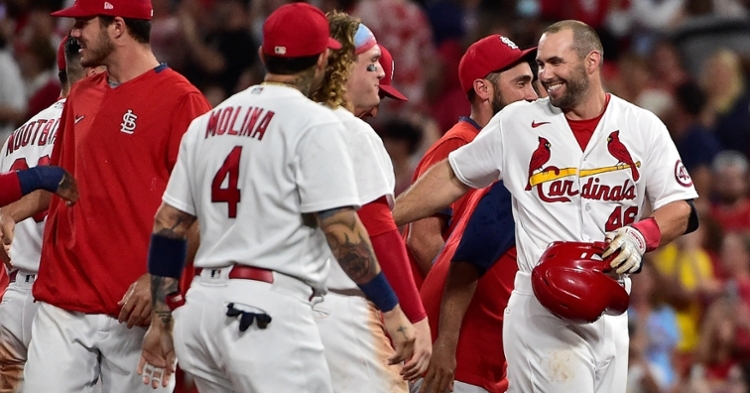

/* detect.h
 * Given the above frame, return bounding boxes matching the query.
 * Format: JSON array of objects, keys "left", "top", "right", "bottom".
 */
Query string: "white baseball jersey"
[
  {"left": 449, "top": 94, "right": 699, "bottom": 274},
  {"left": 0, "top": 98, "right": 63, "bottom": 272},
  {"left": 451, "top": 94, "right": 696, "bottom": 393},
  {"left": 163, "top": 84, "right": 360, "bottom": 290},
  {"left": 325, "top": 107, "right": 395, "bottom": 291}
]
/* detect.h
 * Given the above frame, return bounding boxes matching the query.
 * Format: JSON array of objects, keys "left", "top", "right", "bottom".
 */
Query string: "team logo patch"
[
  {"left": 606, "top": 131, "right": 640, "bottom": 181},
  {"left": 120, "top": 109, "right": 138, "bottom": 134},
  {"left": 104, "top": 1, "right": 114, "bottom": 9},
  {"left": 674, "top": 160, "right": 693, "bottom": 187}
]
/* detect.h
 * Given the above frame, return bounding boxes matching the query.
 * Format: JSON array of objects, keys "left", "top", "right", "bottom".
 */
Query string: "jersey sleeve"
[
  {"left": 296, "top": 120, "right": 360, "bottom": 213},
  {"left": 451, "top": 181, "right": 515, "bottom": 276},
  {"left": 167, "top": 92, "right": 212, "bottom": 171},
  {"left": 348, "top": 126, "right": 394, "bottom": 205},
  {"left": 642, "top": 113, "right": 699, "bottom": 210},
  {"left": 448, "top": 114, "right": 504, "bottom": 189},
  {"left": 162, "top": 121, "right": 199, "bottom": 216}
]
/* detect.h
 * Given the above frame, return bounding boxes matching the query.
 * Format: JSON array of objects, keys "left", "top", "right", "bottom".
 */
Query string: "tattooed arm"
[
  {"left": 137, "top": 202, "right": 196, "bottom": 388},
  {"left": 150, "top": 203, "right": 197, "bottom": 327},
  {"left": 316, "top": 206, "right": 417, "bottom": 365}
]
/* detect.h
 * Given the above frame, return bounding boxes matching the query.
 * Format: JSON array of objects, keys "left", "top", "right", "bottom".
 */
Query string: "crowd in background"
[{"left": 3, "top": 0, "right": 750, "bottom": 392}]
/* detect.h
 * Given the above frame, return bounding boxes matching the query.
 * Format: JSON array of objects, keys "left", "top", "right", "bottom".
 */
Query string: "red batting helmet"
[{"left": 531, "top": 241, "right": 629, "bottom": 324}]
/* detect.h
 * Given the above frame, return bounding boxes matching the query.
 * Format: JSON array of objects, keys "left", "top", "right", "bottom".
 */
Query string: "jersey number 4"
[
  {"left": 10, "top": 156, "right": 51, "bottom": 223},
  {"left": 211, "top": 146, "right": 242, "bottom": 218}
]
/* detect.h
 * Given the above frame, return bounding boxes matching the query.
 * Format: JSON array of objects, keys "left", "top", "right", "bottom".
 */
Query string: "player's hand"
[
  {"left": 603, "top": 225, "right": 646, "bottom": 275},
  {"left": 382, "top": 305, "right": 416, "bottom": 365},
  {"left": 402, "top": 317, "right": 431, "bottom": 381},
  {"left": 0, "top": 209, "right": 16, "bottom": 270},
  {"left": 419, "top": 335, "right": 456, "bottom": 393},
  {"left": 137, "top": 323, "right": 176, "bottom": 389},
  {"left": 54, "top": 168, "right": 79, "bottom": 206},
  {"left": 118, "top": 273, "right": 153, "bottom": 328}
]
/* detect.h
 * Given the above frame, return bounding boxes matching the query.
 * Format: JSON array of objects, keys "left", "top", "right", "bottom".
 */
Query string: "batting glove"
[{"left": 602, "top": 226, "right": 647, "bottom": 275}]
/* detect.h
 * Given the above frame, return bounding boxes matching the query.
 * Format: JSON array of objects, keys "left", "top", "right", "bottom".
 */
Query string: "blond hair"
[
  {"left": 311, "top": 11, "right": 358, "bottom": 109},
  {"left": 703, "top": 49, "right": 745, "bottom": 114}
]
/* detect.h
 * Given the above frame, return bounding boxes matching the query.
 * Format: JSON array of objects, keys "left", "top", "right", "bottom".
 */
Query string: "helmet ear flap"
[{"left": 532, "top": 241, "right": 630, "bottom": 323}]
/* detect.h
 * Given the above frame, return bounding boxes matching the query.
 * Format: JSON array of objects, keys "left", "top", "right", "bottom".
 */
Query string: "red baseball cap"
[
  {"left": 378, "top": 45, "right": 407, "bottom": 101},
  {"left": 458, "top": 35, "right": 536, "bottom": 93},
  {"left": 51, "top": 0, "right": 153, "bottom": 20},
  {"left": 57, "top": 36, "right": 68, "bottom": 72},
  {"left": 262, "top": 3, "right": 341, "bottom": 58}
]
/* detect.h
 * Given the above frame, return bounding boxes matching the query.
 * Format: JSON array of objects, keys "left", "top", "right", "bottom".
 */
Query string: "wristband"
[
  {"left": 147, "top": 234, "right": 188, "bottom": 279},
  {"left": 358, "top": 271, "right": 399, "bottom": 312},
  {"left": 17, "top": 166, "right": 65, "bottom": 194},
  {"left": 631, "top": 217, "right": 661, "bottom": 252}
]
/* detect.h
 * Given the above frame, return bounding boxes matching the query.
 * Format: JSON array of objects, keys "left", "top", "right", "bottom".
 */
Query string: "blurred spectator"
[
  {"left": 378, "top": 118, "right": 423, "bottom": 196},
  {"left": 150, "top": 0, "right": 188, "bottom": 69},
  {"left": 628, "top": 264, "right": 681, "bottom": 391},
  {"left": 182, "top": 0, "right": 258, "bottom": 100},
  {"left": 711, "top": 151, "right": 750, "bottom": 232},
  {"left": 0, "top": 25, "right": 26, "bottom": 143},
  {"left": 701, "top": 49, "right": 750, "bottom": 157},
  {"left": 650, "top": 39, "right": 691, "bottom": 94},
  {"left": 18, "top": 36, "right": 59, "bottom": 121},
  {"left": 665, "top": 81, "right": 720, "bottom": 200},
  {"left": 652, "top": 220, "right": 722, "bottom": 380},
  {"left": 692, "top": 297, "right": 749, "bottom": 393}
]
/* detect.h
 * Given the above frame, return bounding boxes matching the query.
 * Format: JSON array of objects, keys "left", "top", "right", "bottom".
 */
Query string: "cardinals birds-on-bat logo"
[
  {"left": 526, "top": 136, "right": 552, "bottom": 190},
  {"left": 606, "top": 131, "right": 640, "bottom": 181}
]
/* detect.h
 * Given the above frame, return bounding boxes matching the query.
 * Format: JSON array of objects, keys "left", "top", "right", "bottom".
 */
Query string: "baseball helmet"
[{"left": 531, "top": 241, "right": 629, "bottom": 324}]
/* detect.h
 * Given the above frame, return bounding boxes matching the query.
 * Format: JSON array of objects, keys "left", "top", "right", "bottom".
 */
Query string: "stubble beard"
[
  {"left": 548, "top": 63, "right": 589, "bottom": 109},
  {"left": 80, "top": 29, "right": 115, "bottom": 68}
]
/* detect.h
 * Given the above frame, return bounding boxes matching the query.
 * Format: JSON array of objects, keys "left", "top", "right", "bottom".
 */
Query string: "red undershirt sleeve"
[
  {"left": 0, "top": 172, "right": 23, "bottom": 207},
  {"left": 358, "top": 196, "right": 427, "bottom": 322}
]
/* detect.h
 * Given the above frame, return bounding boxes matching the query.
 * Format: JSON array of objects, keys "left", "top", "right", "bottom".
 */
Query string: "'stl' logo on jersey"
[{"left": 120, "top": 110, "right": 138, "bottom": 134}]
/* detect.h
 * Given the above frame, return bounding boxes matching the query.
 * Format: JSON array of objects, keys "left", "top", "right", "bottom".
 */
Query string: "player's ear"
[
  {"left": 586, "top": 50, "right": 601, "bottom": 74},
  {"left": 111, "top": 16, "right": 127, "bottom": 40},
  {"left": 316, "top": 49, "right": 330, "bottom": 71},
  {"left": 258, "top": 47, "right": 266, "bottom": 67},
  {"left": 473, "top": 79, "right": 491, "bottom": 101}
]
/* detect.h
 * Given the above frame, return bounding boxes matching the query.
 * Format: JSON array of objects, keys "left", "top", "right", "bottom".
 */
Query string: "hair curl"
[{"left": 312, "top": 11, "right": 358, "bottom": 109}]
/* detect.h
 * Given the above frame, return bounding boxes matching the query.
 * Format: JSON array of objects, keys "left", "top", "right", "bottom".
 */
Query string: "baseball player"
[
  {"left": 0, "top": 35, "right": 94, "bottom": 393},
  {"left": 0, "top": 1, "right": 212, "bottom": 391},
  {"left": 403, "top": 36, "right": 537, "bottom": 287},
  {"left": 392, "top": 20, "right": 699, "bottom": 393},
  {"left": 310, "top": 14, "right": 430, "bottom": 392},
  {"left": 138, "top": 4, "right": 415, "bottom": 392},
  {"left": 408, "top": 35, "right": 537, "bottom": 393}
]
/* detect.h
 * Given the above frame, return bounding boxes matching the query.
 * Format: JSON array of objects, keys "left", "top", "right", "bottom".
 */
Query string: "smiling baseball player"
[
  {"left": 391, "top": 20, "right": 699, "bottom": 393},
  {"left": 311, "top": 13, "right": 430, "bottom": 393}
]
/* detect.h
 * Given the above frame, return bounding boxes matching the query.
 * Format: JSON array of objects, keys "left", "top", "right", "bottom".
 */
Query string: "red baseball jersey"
[
  {"left": 404, "top": 117, "right": 481, "bottom": 287},
  {"left": 33, "top": 65, "right": 211, "bottom": 316},
  {"left": 420, "top": 181, "right": 517, "bottom": 393}
]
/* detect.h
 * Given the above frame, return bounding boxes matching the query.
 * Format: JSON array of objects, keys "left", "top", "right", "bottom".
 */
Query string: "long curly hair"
[{"left": 312, "top": 11, "right": 358, "bottom": 110}]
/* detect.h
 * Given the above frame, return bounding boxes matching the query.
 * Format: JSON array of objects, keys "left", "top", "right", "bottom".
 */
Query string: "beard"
[
  {"left": 80, "top": 29, "right": 115, "bottom": 68},
  {"left": 490, "top": 81, "right": 508, "bottom": 115},
  {"left": 547, "top": 63, "right": 589, "bottom": 109}
]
